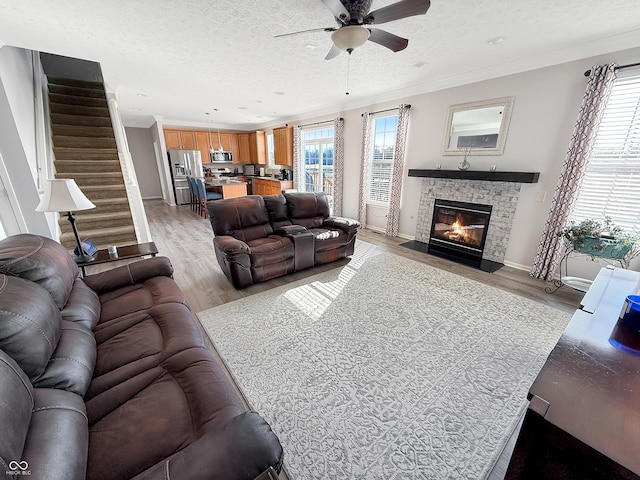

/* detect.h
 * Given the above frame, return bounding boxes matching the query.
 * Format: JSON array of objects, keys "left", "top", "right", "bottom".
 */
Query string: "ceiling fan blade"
[
  {"left": 367, "top": 28, "right": 409, "bottom": 52},
  {"left": 365, "top": 0, "right": 431, "bottom": 25},
  {"left": 275, "top": 27, "right": 335, "bottom": 38},
  {"left": 321, "top": 0, "right": 351, "bottom": 23},
  {"left": 325, "top": 44, "right": 341, "bottom": 60}
]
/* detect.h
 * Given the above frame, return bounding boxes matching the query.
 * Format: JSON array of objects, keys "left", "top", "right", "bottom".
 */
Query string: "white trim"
[
  {"left": 0, "top": 152, "right": 28, "bottom": 234},
  {"left": 503, "top": 260, "right": 531, "bottom": 272}
]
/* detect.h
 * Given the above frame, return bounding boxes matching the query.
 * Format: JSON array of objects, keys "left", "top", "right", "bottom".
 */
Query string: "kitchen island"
[{"left": 204, "top": 178, "right": 247, "bottom": 199}]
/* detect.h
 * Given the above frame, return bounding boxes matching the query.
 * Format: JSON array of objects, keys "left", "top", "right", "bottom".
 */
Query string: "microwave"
[
  {"left": 243, "top": 165, "right": 256, "bottom": 175},
  {"left": 210, "top": 151, "right": 232, "bottom": 163}
]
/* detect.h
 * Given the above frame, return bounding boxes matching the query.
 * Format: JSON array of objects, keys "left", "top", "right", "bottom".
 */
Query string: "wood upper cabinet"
[
  {"left": 180, "top": 131, "right": 197, "bottom": 150},
  {"left": 250, "top": 131, "right": 267, "bottom": 165},
  {"left": 237, "top": 133, "right": 251, "bottom": 164},
  {"left": 164, "top": 129, "right": 182, "bottom": 150},
  {"left": 229, "top": 134, "right": 240, "bottom": 163},
  {"left": 195, "top": 132, "right": 212, "bottom": 163},
  {"left": 273, "top": 126, "right": 294, "bottom": 167}
]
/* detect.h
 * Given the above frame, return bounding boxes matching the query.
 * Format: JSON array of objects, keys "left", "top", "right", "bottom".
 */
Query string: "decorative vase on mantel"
[{"left": 458, "top": 146, "right": 471, "bottom": 171}]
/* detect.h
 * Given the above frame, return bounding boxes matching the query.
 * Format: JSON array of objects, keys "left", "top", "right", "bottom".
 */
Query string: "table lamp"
[{"left": 36, "top": 178, "right": 96, "bottom": 263}]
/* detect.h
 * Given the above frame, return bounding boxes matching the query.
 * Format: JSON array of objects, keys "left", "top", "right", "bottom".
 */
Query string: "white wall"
[
  {"left": 125, "top": 126, "right": 163, "bottom": 199},
  {"left": 277, "top": 46, "right": 640, "bottom": 270},
  {"left": 0, "top": 46, "right": 53, "bottom": 238}
]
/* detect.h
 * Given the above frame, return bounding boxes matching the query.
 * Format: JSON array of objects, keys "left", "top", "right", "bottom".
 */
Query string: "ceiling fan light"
[{"left": 331, "top": 26, "right": 370, "bottom": 51}]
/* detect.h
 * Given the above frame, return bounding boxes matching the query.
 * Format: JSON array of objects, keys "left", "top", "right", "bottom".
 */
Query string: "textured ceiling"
[{"left": 1, "top": 0, "right": 639, "bottom": 130}]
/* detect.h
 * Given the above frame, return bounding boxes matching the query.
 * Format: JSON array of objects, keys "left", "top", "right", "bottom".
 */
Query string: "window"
[
  {"left": 302, "top": 127, "right": 334, "bottom": 210},
  {"left": 571, "top": 73, "right": 640, "bottom": 234},
  {"left": 368, "top": 115, "right": 398, "bottom": 205},
  {"left": 266, "top": 133, "right": 274, "bottom": 165}
]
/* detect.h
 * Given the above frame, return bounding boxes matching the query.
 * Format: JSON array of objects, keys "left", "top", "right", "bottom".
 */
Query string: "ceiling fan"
[{"left": 275, "top": 0, "right": 431, "bottom": 60}]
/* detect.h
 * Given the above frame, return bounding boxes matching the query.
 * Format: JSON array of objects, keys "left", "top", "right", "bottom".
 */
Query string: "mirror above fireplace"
[{"left": 441, "top": 96, "right": 514, "bottom": 156}]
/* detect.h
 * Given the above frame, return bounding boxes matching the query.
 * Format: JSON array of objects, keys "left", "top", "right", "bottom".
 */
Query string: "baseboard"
[
  {"left": 503, "top": 260, "right": 531, "bottom": 272},
  {"left": 363, "top": 226, "right": 415, "bottom": 241},
  {"left": 142, "top": 196, "right": 163, "bottom": 200}
]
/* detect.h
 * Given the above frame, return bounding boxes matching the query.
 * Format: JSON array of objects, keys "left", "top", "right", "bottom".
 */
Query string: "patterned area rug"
[{"left": 197, "top": 252, "right": 571, "bottom": 479}]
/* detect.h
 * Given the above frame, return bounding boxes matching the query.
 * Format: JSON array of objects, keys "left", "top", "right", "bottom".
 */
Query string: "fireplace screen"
[{"left": 430, "top": 199, "right": 492, "bottom": 254}]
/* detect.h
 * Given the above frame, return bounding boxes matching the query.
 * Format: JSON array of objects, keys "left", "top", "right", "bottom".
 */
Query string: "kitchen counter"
[{"left": 204, "top": 178, "right": 247, "bottom": 199}]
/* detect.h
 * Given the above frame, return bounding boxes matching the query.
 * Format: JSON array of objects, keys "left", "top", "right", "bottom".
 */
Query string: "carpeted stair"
[{"left": 48, "top": 76, "right": 137, "bottom": 251}]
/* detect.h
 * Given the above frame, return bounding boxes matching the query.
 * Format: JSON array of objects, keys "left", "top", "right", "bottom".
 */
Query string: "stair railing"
[{"left": 106, "top": 94, "right": 152, "bottom": 243}]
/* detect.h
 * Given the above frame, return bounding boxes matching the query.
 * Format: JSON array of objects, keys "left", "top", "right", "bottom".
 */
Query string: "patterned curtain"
[
  {"left": 333, "top": 117, "right": 345, "bottom": 216},
  {"left": 292, "top": 125, "right": 304, "bottom": 192},
  {"left": 385, "top": 104, "right": 411, "bottom": 237},
  {"left": 358, "top": 112, "right": 372, "bottom": 227},
  {"left": 530, "top": 64, "right": 617, "bottom": 280}
]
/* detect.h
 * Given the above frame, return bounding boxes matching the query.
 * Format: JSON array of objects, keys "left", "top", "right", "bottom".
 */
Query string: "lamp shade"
[
  {"left": 36, "top": 179, "right": 96, "bottom": 213},
  {"left": 331, "top": 26, "right": 370, "bottom": 52}
]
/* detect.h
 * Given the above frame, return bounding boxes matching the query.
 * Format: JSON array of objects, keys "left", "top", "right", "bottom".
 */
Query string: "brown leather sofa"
[
  {"left": 0, "top": 234, "right": 283, "bottom": 480},
  {"left": 207, "top": 192, "right": 360, "bottom": 289}
]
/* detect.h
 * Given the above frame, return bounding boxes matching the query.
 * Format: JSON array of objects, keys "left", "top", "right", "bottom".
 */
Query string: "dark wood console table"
[
  {"left": 506, "top": 266, "right": 640, "bottom": 479},
  {"left": 76, "top": 242, "right": 158, "bottom": 276}
]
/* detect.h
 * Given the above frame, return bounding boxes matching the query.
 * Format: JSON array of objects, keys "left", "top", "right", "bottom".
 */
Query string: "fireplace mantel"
[{"left": 408, "top": 169, "right": 539, "bottom": 183}]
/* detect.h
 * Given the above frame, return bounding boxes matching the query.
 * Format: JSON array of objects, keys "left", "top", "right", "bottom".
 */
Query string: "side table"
[{"left": 76, "top": 242, "right": 158, "bottom": 276}]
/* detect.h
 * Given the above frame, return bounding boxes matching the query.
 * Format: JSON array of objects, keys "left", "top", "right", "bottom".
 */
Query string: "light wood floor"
[{"left": 93, "top": 200, "right": 585, "bottom": 480}]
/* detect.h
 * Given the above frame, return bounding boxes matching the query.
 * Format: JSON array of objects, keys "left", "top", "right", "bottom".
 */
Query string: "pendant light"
[{"left": 214, "top": 108, "right": 224, "bottom": 152}]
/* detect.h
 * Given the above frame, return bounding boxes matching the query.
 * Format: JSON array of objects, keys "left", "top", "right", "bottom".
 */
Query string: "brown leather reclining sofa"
[
  {"left": 207, "top": 192, "right": 360, "bottom": 289},
  {"left": 0, "top": 234, "right": 283, "bottom": 480}
]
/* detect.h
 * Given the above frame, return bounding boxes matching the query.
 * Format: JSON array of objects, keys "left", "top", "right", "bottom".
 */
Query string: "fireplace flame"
[{"left": 446, "top": 216, "right": 471, "bottom": 243}]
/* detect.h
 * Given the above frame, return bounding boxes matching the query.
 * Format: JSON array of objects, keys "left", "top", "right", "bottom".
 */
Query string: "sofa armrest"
[
  {"left": 83, "top": 256, "right": 174, "bottom": 294},
  {"left": 132, "top": 411, "right": 283, "bottom": 480},
  {"left": 276, "top": 225, "right": 307, "bottom": 235},
  {"left": 323, "top": 216, "right": 360, "bottom": 231},
  {"left": 213, "top": 235, "right": 250, "bottom": 254}
]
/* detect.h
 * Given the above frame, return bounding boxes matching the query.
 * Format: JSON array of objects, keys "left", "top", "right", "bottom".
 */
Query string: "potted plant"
[{"left": 557, "top": 217, "right": 638, "bottom": 261}]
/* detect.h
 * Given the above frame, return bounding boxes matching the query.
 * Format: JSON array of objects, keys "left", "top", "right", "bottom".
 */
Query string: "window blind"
[
  {"left": 571, "top": 73, "right": 640, "bottom": 233},
  {"left": 369, "top": 115, "right": 398, "bottom": 204}
]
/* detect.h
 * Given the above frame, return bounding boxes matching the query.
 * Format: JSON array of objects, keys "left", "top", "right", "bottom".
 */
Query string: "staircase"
[{"left": 48, "top": 76, "right": 138, "bottom": 250}]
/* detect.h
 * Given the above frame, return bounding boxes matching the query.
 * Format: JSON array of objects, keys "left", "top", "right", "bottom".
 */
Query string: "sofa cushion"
[
  {"left": 285, "top": 192, "right": 331, "bottom": 229},
  {"left": 86, "top": 347, "right": 247, "bottom": 480},
  {"left": 307, "top": 227, "right": 349, "bottom": 252},
  {"left": 24, "top": 387, "right": 88, "bottom": 480},
  {"left": 33, "top": 320, "right": 96, "bottom": 396},
  {"left": 86, "top": 302, "right": 205, "bottom": 400},
  {"left": 0, "top": 350, "right": 33, "bottom": 472},
  {"left": 0, "top": 234, "right": 79, "bottom": 309},
  {"left": 263, "top": 194, "right": 292, "bottom": 230},
  {"left": 0, "top": 274, "right": 62, "bottom": 380},
  {"left": 96, "top": 276, "right": 186, "bottom": 324},
  {"left": 208, "top": 195, "right": 274, "bottom": 243},
  {"left": 60, "top": 278, "right": 100, "bottom": 330},
  {"left": 0, "top": 349, "right": 88, "bottom": 480},
  {"left": 247, "top": 235, "right": 294, "bottom": 268}
]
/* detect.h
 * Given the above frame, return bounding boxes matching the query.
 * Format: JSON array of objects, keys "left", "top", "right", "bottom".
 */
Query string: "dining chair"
[
  {"left": 187, "top": 177, "right": 196, "bottom": 212},
  {"left": 195, "top": 178, "right": 222, "bottom": 219}
]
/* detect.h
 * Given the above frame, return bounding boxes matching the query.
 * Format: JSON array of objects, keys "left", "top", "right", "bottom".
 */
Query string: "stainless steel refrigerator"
[{"left": 168, "top": 150, "right": 203, "bottom": 205}]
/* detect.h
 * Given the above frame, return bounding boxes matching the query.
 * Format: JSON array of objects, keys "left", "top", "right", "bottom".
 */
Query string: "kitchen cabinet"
[
  {"left": 237, "top": 134, "right": 251, "bottom": 163},
  {"left": 273, "top": 126, "right": 294, "bottom": 166},
  {"left": 250, "top": 131, "right": 267, "bottom": 165},
  {"left": 252, "top": 178, "right": 293, "bottom": 196},
  {"left": 229, "top": 134, "right": 240, "bottom": 163},
  {"left": 180, "top": 131, "right": 197, "bottom": 150},
  {"left": 164, "top": 130, "right": 182, "bottom": 150},
  {"left": 195, "top": 131, "right": 213, "bottom": 163}
]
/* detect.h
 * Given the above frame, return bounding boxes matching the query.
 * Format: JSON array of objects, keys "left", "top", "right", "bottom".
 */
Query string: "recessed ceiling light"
[
  {"left": 413, "top": 61, "right": 426, "bottom": 68},
  {"left": 305, "top": 44, "right": 316, "bottom": 49},
  {"left": 131, "top": 107, "right": 142, "bottom": 111},
  {"left": 238, "top": 106, "right": 248, "bottom": 110},
  {"left": 136, "top": 93, "right": 147, "bottom": 97},
  {"left": 274, "top": 91, "right": 285, "bottom": 96},
  {"left": 485, "top": 36, "right": 506, "bottom": 45}
]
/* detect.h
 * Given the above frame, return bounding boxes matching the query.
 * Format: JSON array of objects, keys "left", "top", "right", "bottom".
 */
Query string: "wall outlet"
[{"left": 536, "top": 191, "right": 547, "bottom": 202}]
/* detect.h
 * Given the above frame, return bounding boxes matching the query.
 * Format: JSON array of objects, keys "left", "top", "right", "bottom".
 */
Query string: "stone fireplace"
[
  {"left": 415, "top": 178, "right": 523, "bottom": 266},
  {"left": 428, "top": 198, "right": 493, "bottom": 267}
]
